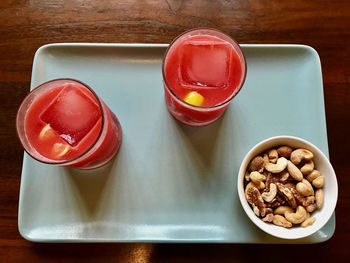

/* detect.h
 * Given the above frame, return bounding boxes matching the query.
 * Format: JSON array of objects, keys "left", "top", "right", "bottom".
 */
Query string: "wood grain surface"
[{"left": 0, "top": 0, "right": 349, "bottom": 262}]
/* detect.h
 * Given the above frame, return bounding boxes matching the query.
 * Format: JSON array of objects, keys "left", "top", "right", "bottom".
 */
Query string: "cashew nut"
[
  {"left": 248, "top": 156, "right": 265, "bottom": 172},
  {"left": 267, "top": 149, "right": 278, "bottom": 164},
  {"left": 306, "top": 204, "right": 317, "bottom": 212},
  {"left": 301, "top": 217, "right": 316, "bottom": 227},
  {"left": 250, "top": 171, "right": 266, "bottom": 185},
  {"left": 305, "top": 212, "right": 311, "bottom": 219},
  {"left": 296, "top": 179, "right": 314, "bottom": 196},
  {"left": 290, "top": 149, "right": 314, "bottom": 164},
  {"left": 312, "top": 175, "right": 324, "bottom": 188},
  {"left": 285, "top": 206, "right": 308, "bottom": 224},
  {"left": 248, "top": 171, "right": 266, "bottom": 189},
  {"left": 262, "top": 183, "right": 277, "bottom": 202},
  {"left": 265, "top": 157, "right": 288, "bottom": 173},
  {"left": 300, "top": 160, "right": 314, "bottom": 175},
  {"left": 277, "top": 146, "right": 293, "bottom": 158},
  {"left": 273, "top": 215, "right": 292, "bottom": 228},
  {"left": 306, "top": 169, "right": 320, "bottom": 182},
  {"left": 315, "top": 188, "right": 324, "bottom": 209},
  {"left": 287, "top": 160, "right": 303, "bottom": 181},
  {"left": 274, "top": 206, "right": 294, "bottom": 215}
]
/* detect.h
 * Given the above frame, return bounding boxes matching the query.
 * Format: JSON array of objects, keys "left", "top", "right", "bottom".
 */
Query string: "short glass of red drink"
[
  {"left": 16, "top": 79, "right": 122, "bottom": 169},
  {"left": 162, "top": 28, "right": 247, "bottom": 126}
]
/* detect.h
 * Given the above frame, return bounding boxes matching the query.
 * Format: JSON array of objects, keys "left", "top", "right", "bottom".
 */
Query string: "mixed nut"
[{"left": 244, "top": 146, "right": 324, "bottom": 228}]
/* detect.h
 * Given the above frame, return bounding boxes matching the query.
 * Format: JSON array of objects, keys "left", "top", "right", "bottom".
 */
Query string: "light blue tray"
[{"left": 18, "top": 43, "right": 335, "bottom": 243}]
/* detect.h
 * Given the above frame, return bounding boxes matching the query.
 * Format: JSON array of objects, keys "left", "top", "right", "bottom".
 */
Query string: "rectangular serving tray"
[{"left": 18, "top": 43, "right": 334, "bottom": 243}]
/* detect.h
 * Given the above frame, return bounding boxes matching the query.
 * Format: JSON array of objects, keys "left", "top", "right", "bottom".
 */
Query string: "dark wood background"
[{"left": 1, "top": 0, "right": 349, "bottom": 262}]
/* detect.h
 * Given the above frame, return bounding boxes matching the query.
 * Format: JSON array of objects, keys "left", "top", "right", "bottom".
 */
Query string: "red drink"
[
  {"left": 16, "top": 79, "right": 122, "bottom": 169},
  {"left": 162, "top": 28, "right": 246, "bottom": 126}
]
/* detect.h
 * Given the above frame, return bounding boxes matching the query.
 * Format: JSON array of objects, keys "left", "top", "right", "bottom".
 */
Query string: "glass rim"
[
  {"left": 161, "top": 27, "right": 247, "bottom": 109},
  {"left": 16, "top": 78, "right": 105, "bottom": 165}
]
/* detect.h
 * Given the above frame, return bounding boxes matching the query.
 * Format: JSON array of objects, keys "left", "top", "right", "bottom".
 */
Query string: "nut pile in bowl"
[{"left": 244, "top": 146, "right": 324, "bottom": 228}]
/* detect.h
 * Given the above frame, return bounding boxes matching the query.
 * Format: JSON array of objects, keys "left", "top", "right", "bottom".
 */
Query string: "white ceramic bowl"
[{"left": 237, "top": 135, "right": 338, "bottom": 239}]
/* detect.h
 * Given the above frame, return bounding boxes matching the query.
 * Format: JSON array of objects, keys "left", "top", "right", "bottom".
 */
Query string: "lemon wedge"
[
  {"left": 184, "top": 91, "right": 204, "bottom": 106},
  {"left": 39, "top": 124, "right": 55, "bottom": 140},
  {"left": 52, "top": 143, "right": 71, "bottom": 157}
]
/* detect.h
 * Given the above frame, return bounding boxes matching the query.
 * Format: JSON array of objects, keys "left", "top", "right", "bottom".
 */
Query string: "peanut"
[
  {"left": 296, "top": 179, "right": 314, "bottom": 196},
  {"left": 315, "top": 189, "right": 324, "bottom": 209},
  {"left": 312, "top": 176, "right": 324, "bottom": 188},
  {"left": 300, "top": 160, "right": 314, "bottom": 175},
  {"left": 287, "top": 161, "right": 303, "bottom": 181}
]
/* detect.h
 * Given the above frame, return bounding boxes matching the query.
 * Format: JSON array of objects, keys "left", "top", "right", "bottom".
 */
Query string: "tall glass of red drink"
[
  {"left": 162, "top": 28, "right": 247, "bottom": 126},
  {"left": 16, "top": 79, "right": 122, "bottom": 169}
]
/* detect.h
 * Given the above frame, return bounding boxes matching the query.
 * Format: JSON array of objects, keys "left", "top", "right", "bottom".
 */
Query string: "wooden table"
[{"left": 1, "top": 0, "right": 349, "bottom": 261}]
